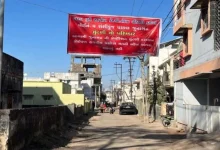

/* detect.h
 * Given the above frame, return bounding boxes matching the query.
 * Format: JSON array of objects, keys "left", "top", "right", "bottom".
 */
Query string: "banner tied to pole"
[{"left": 67, "top": 14, "right": 161, "bottom": 56}]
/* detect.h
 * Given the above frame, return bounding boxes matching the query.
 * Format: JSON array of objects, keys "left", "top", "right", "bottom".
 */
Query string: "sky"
[{"left": 4, "top": 0, "right": 175, "bottom": 88}]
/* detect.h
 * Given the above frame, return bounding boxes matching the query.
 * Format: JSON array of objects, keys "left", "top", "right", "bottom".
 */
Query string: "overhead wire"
[
  {"left": 161, "top": 2, "right": 186, "bottom": 38},
  {"left": 162, "top": 6, "right": 208, "bottom": 39},
  {"left": 137, "top": 0, "right": 146, "bottom": 16},
  {"left": 152, "top": 0, "right": 165, "bottom": 16},
  {"left": 16, "top": 0, "right": 69, "bottom": 14},
  {"left": 162, "top": 0, "right": 179, "bottom": 24},
  {"left": 102, "top": 71, "right": 128, "bottom": 77},
  {"left": 131, "top": 0, "right": 136, "bottom": 15}
]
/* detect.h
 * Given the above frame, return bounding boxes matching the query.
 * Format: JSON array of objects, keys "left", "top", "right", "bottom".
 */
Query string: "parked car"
[{"left": 119, "top": 102, "right": 138, "bottom": 115}]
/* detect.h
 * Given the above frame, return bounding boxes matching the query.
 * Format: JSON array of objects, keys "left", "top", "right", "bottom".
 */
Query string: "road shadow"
[
  {"left": 65, "top": 124, "right": 187, "bottom": 150},
  {"left": 25, "top": 112, "right": 188, "bottom": 150},
  {"left": 23, "top": 111, "right": 99, "bottom": 150}
]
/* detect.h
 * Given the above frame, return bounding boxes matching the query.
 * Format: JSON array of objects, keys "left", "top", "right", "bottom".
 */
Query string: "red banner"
[{"left": 67, "top": 14, "right": 161, "bottom": 56}]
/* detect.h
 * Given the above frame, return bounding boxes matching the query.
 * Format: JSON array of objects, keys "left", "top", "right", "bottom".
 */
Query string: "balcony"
[
  {"left": 174, "top": 23, "right": 193, "bottom": 36},
  {"left": 173, "top": 0, "right": 193, "bottom": 36},
  {"left": 190, "top": 0, "right": 203, "bottom": 9},
  {"left": 163, "top": 80, "right": 171, "bottom": 87}
]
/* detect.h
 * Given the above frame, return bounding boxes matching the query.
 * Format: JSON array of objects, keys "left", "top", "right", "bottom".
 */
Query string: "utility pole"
[
  {"left": 124, "top": 57, "right": 135, "bottom": 102},
  {"left": 0, "top": 0, "right": 5, "bottom": 103},
  {"left": 110, "top": 80, "right": 115, "bottom": 104},
  {"left": 122, "top": 79, "right": 126, "bottom": 102},
  {"left": 138, "top": 55, "right": 147, "bottom": 122},
  {"left": 114, "top": 63, "right": 123, "bottom": 102},
  {"left": 94, "top": 86, "right": 97, "bottom": 108}
]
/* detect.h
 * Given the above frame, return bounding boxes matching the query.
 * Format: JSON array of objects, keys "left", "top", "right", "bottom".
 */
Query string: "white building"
[
  {"left": 105, "top": 91, "right": 113, "bottom": 103},
  {"left": 44, "top": 72, "right": 82, "bottom": 94},
  {"left": 145, "top": 38, "right": 182, "bottom": 84},
  {"left": 133, "top": 78, "right": 144, "bottom": 101},
  {"left": 81, "top": 78, "right": 95, "bottom": 100}
]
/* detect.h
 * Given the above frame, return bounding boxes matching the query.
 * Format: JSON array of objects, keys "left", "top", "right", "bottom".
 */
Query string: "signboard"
[{"left": 67, "top": 14, "right": 161, "bottom": 56}]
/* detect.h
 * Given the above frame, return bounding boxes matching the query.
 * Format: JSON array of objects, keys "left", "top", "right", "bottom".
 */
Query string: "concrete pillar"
[
  {"left": 170, "top": 58, "right": 174, "bottom": 86},
  {"left": 174, "top": 82, "right": 177, "bottom": 120},
  {"left": 95, "top": 86, "right": 97, "bottom": 108},
  {"left": 99, "top": 85, "right": 101, "bottom": 104}
]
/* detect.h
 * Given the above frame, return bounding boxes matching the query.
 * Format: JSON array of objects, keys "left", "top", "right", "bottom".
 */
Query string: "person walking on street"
[{"left": 92, "top": 100, "right": 95, "bottom": 111}]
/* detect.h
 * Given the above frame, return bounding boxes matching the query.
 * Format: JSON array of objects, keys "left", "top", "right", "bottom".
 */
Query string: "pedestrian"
[
  {"left": 109, "top": 102, "right": 115, "bottom": 114},
  {"left": 92, "top": 100, "right": 95, "bottom": 111},
  {"left": 103, "top": 103, "right": 107, "bottom": 112}
]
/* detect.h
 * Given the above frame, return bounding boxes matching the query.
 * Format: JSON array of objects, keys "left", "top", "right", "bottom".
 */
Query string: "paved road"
[{"left": 55, "top": 111, "right": 185, "bottom": 150}]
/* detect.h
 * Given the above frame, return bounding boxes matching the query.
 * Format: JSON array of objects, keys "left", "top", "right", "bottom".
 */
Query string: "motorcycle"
[{"left": 109, "top": 107, "right": 115, "bottom": 114}]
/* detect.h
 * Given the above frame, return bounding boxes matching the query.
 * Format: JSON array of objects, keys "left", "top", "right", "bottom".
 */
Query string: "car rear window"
[{"left": 121, "top": 103, "right": 134, "bottom": 106}]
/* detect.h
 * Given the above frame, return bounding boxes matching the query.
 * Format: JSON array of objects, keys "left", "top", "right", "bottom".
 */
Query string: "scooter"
[
  {"left": 109, "top": 107, "right": 115, "bottom": 114},
  {"left": 161, "top": 115, "right": 174, "bottom": 127}
]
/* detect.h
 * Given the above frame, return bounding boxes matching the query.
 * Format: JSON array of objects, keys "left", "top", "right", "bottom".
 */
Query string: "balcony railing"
[{"left": 163, "top": 81, "right": 171, "bottom": 86}]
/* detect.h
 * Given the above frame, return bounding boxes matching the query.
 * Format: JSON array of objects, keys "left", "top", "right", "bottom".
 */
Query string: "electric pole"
[
  {"left": 122, "top": 79, "right": 126, "bottom": 102},
  {"left": 0, "top": 0, "right": 5, "bottom": 103},
  {"left": 124, "top": 57, "right": 136, "bottom": 102},
  {"left": 110, "top": 80, "right": 115, "bottom": 104},
  {"left": 138, "top": 55, "right": 147, "bottom": 122},
  {"left": 114, "top": 63, "right": 123, "bottom": 102}
]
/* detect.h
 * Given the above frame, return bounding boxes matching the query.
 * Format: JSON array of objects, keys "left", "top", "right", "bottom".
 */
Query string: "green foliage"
[{"left": 146, "top": 70, "right": 166, "bottom": 105}]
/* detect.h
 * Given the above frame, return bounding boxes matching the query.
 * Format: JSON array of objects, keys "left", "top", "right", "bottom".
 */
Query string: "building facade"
[
  {"left": 44, "top": 72, "right": 82, "bottom": 94},
  {"left": 145, "top": 38, "right": 182, "bottom": 87},
  {"left": 1, "top": 53, "right": 23, "bottom": 109},
  {"left": 105, "top": 91, "right": 113, "bottom": 103},
  {"left": 70, "top": 55, "right": 102, "bottom": 104},
  {"left": 158, "top": 38, "right": 182, "bottom": 101},
  {"left": 173, "top": 0, "right": 220, "bottom": 133},
  {"left": 22, "top": 81, "right": 84, "bottom": 107}
]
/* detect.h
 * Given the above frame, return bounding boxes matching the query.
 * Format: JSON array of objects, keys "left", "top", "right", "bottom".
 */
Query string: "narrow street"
[{"left": 53, "top": 111, "right": 186, "bottom": 150}]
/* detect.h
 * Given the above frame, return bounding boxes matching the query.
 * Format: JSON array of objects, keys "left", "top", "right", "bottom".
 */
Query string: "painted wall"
[
  {"left": 175, "top": 79, "right": 207, "bottom": 105},
  {"left": 184, "top": 79, "right": 207, "bottom": 105},
  {"left": 148, "top": 57, "right": 159, "bottom": 82},
  {"left": 44, "top": 72, "right": 81, "bottom": 94},
  {"left": 81, "top": 78, "right": 94, "bottom": 99},
  {"left": 23, "top": 81, "right": 85, "bottom": 108},
  {"left": 174, "top": 0, "right": 219, "bottom": 81},
  {"left": 106, "top": 92, "right": 113, "bottom": 102},
  {"left": 133, "top": 78, "right": 143, "bottom": 101}
]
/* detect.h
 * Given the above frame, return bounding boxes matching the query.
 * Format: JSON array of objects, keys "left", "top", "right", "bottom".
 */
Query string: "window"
[
  {"left": 42, "top": 95, "right": 53, "bottom": 100},
  {"left": 23, "top": 95, "right": 34, "bottom": 100},
  {"left": 201, "top": 2, "right": 209, "bottom": 29},
  {"left": 201, "top": 0, "right": 211, "bottom": 35},
  {"left": 137, "top": 83, "right": 140, "bottom": 90}
]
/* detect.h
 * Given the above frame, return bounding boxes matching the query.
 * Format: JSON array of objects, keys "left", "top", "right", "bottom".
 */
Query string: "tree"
[
  {"left": 147, "top": 69, "right": 166, "bottom": 121},
  {"left": 147, "top": 70, "right": 166, "bottom": 105}
]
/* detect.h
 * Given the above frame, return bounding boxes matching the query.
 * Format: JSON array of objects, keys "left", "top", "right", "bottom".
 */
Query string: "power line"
[
  {"left": 162, "top": 3, "right": 185, "bottom": 34},
  {"left": 15, "top": 0, "right": 69, "bottom": 14},
  {"left": 137, "top": 0, "right": 146, "bottom": 16},
  {"left": 162, "top": 0, "right": 179, "bottom": 24},
  {"left": 131, "top": 0, "right": 136, "bottom": 15},
  {"left": 102, "top": 71, "right": 128, "bottom": 77},
  {"left": 152, "top": 0, "right": 165, "bottom": 16},
  {"left": 162, "top": 7, "right": 205, "bottom": 38},
  {"left": 161, "top": 27, "right": 172, "bottom": 41}
]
